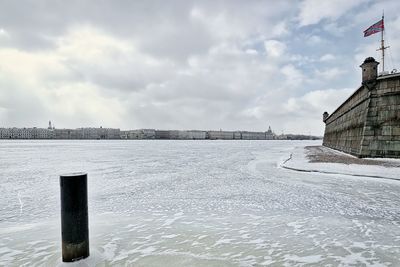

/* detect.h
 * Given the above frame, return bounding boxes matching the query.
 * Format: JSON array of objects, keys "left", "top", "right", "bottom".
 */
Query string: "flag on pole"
[{"left": 363, "top": 19, "right": 384, "bottom": 37}]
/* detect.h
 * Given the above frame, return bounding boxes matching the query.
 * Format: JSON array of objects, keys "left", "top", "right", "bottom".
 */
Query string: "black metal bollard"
[{"left": 60, "top": 172, "right": 90, "bottom": 262}]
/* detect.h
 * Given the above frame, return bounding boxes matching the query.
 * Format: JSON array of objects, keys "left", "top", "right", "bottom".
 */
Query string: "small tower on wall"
[
  {"left": 360, "top": 57, "right": 379, "bottom": 87},
  {"left": 323, "top": 112, "right": 329, "bottom": 122},
  {"left": 48, "top": 120, "right": 52, "bottom": 129}
]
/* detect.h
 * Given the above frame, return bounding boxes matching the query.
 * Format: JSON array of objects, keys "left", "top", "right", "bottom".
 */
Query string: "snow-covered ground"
[
  {"left": 282, "top": 145, "right": 400, "bottom": 180},
  {"left": 1, "top": 140, "right": 400, "bottom": 266}
]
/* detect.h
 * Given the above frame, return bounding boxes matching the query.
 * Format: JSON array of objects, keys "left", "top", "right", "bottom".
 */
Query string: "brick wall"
[
  {"left": 323, "top": 86, "right": 370, "bottom": 156},
  {"left": 361, "top": 76, "right": 400, "bottom": 157},
  {"left": 323, "top": 74, "right": 400, "bottom": 158}
]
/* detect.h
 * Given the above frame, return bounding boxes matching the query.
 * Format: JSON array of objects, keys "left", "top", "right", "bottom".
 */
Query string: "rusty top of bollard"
[{"left": 60, "top": 172, "right": 87, "bottom": 178}]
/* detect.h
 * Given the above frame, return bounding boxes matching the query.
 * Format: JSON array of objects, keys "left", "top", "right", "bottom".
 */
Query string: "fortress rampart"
[{"left": 323, "top": 57, "right": 400, "bottom": 158}]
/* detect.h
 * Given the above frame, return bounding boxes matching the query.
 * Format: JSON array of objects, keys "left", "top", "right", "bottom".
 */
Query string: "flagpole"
[
  {"left": 381, "top": 13, "right": 385, "bottom": 72},
  {"left": 376, "top": 11, "right": 389, "bottom": 73}
]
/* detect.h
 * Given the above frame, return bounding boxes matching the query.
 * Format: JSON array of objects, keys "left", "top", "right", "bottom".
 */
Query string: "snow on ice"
[{"left": 1, "top": 140, "right": 400, "bottom": 266}]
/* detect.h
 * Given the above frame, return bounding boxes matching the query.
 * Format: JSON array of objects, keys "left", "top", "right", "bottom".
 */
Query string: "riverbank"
[{"left": 281, "top": 145, "right": 400, "bottom": 180}]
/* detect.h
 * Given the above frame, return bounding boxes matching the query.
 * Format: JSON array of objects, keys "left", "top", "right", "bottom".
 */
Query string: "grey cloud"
[{"left": 0, "top": 83, "right": 48, "bottom": 127}]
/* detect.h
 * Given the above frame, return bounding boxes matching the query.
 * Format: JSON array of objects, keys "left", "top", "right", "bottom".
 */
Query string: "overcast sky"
[{"left": 0, "top": 0, "right": 399, "bottom": 134}]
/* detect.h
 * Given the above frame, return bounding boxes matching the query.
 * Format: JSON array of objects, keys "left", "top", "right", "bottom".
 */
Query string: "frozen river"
[{"left": 1, "top": 140, "right": 400, "bottom": 266}]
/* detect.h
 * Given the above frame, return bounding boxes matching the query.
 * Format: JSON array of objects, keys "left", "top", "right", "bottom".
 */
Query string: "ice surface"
[{"left": 1, "top": 140, "right": 400, "bottom": 266}]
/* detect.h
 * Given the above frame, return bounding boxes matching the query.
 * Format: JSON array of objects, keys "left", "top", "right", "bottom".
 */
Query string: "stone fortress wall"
[
  {"left": 323, "top": 57, "right": 400, "bottom": 158},
  {"left": 323, "top": 85, "right": 370, "bottom": 155}
]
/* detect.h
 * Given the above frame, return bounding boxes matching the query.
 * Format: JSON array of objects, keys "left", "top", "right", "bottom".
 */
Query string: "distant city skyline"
[
  {"left": 1, "top": 124, "right": 321, "bottom": 140},
  {"left": 0, "top": 121, "right": 304, "bottom": 137},
  {"left": 1, "top": 120, "right": 278, "bottom": 133},
  {"left": 0, "top": 0, "right": 399, "bottom": 135}
]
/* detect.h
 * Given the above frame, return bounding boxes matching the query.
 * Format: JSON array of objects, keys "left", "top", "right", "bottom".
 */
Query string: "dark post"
[{"left": 60, "top": 172, "right": 89, "bottom": 262}]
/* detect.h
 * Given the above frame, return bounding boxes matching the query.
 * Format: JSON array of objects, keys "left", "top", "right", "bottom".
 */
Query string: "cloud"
[
  {"left": 285, "top": 88, "right": 354, "bottom": 114},
  {"left": 264, "top": 40, "right": 286, "bottom": 58},
  {"left": 306, "top": 35, "right": 324, "bottom": 45},
  {"left": 0, "top": 28, "right": 9, "bottom": 39},
  {"left": 297, "top": 0, "right": 365, "bottom": 26},
  {"left": 320, "top": 54, "right": 335, "bottom": 62},
  {"left": 47, "top": 82, "right": 125, "bottom": 127},
  {"left": 0, "top": 44, "right": 126, "bottom": 127},
  {"left": 315, "top": 68, "right": 345, "bottom": 80},
  {"left": 56, "top": 25, "right": 175, "bottom": 91},
  {"left": 281, "top": 64, "right": 305, "bottom": 87},
  {"left": 282, "top": 88, "right": 355, "bottom": 134}
]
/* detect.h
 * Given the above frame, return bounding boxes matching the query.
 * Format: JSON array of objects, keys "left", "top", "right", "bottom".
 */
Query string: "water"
[{"left": 1, "top": 140, "right": 400, "bottom": 266}]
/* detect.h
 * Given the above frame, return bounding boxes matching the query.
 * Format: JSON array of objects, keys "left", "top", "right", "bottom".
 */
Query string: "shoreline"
[{"left": 281, "top": 145, "right": 400, "bottom": 180}]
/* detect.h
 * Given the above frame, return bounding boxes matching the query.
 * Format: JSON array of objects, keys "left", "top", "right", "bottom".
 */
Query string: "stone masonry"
[{"left": 323, "top": 57, "right": 400, "bottom": 158}]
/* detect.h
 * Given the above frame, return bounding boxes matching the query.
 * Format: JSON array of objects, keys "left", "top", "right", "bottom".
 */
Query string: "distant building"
[
  {"left": 55, "top": 129, "right": 77, "bottom": 139},
  {"left": 177, "top": 130, "right": 207, "bottom": 139},
  {"left": 241, "top": 131, "right": 265, "bottom": 140},
  {"left": 177, "top": 130, "right": 190, "bottom": 139},
  {"left": 52, "top": 127, "right": 120, "bottom": 139},
  {"left": 207, "top": 131, "right": 234, "bottom": 140},
  {"left": 233, "top": 131, "right": 242, "bottom": 139},
  {"left": 187, "top": 130, "right": 207, "bottom": 140},
  {"left": 32, "top": 127, "right": 53, "bottom": 139},
  {"left": 0, "top": 127, "right": 53, "bottom": 139},
  {"left": 265, "top": 126, "right": 275, "bottom": 140},
  {"left": 120, "top": 130, "right": 129, "bottom": 139},
  {"left": 128, "top": 129, "right": 156, "bottom": 139},
  {"left": 168, "top": 130, "right": 180, "bottom": 139},
  {"left": 155, "top": 130, "right": 170, "bottom": 139}
]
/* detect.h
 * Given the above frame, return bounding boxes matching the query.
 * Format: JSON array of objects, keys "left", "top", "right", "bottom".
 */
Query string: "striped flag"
[{"left": 363, "top": 19, "right": 384, "bottom": 37}]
